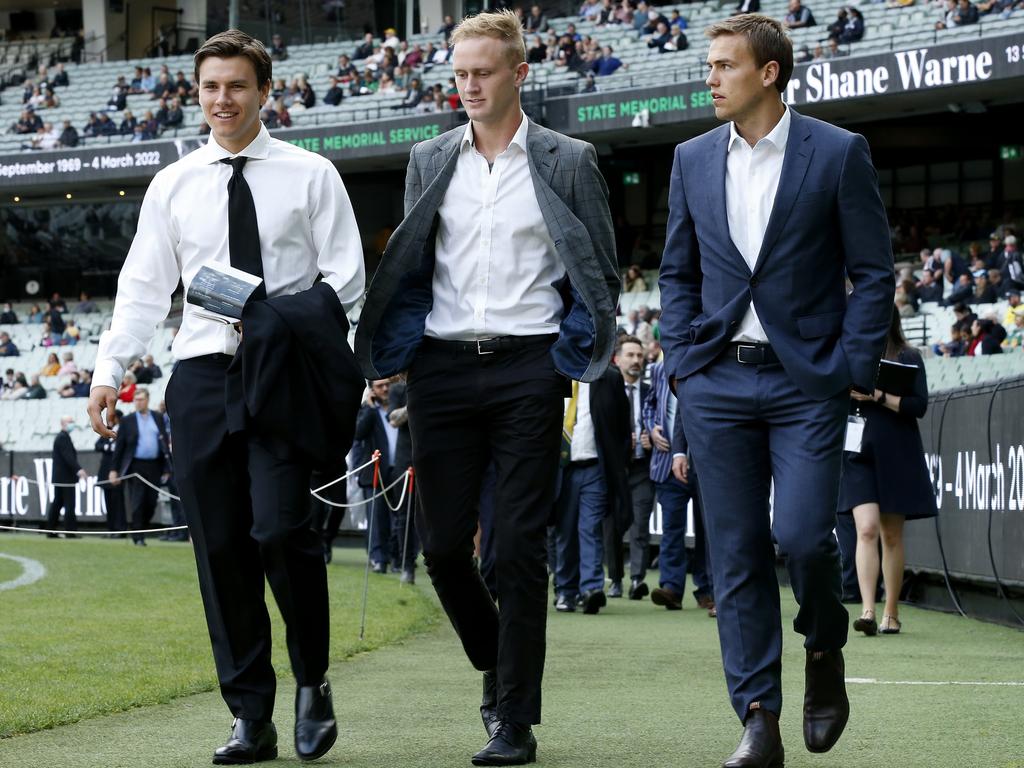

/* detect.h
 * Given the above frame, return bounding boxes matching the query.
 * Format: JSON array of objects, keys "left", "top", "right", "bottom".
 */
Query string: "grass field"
[
  {"left": 1, "top": 534, "right": 1023, "bottom": 768},
  {"left": 0, "top": 534, "right": 439, "bottom": 739}
]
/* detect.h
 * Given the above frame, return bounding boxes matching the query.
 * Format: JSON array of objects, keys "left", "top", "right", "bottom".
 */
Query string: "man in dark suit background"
[
  {"left": 354, "top": 379, "right": 402, "bottom": 575},
  {"left": 95, "top": 408, "right": 126, "bottom": 537},
  {"left": 46, "top": 415, "right": 88, "bottom": 537},
  {"left": 109, "top": 387, "right": 171, "bottom": 546},
  {"left": 602, "top": 335, "right": 656, "bottom": 600},
  {"left": 552, "top": 365, "right": 630, "bottom": 615},
  {"left": 659, "top": 15, "right": 894, "bottom": 767}
]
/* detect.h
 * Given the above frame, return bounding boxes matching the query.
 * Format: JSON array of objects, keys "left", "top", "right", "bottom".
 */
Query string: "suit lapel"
[
  {"left": 527, "top": 121, "right": 558, "bottom": 187},
  {"left": 708, "top": 126, "right": 749, "bottom": 273},
  {"left": 753, "top": 110, "right": 813, "bottom": 274}
]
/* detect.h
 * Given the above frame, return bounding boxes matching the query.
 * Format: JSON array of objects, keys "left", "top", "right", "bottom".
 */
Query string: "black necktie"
[{"left": 220, "top": 156, "right": 266, "bottom": 300}]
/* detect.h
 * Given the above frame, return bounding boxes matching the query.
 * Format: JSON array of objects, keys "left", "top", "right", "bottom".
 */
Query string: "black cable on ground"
[
  {"left": 984, "top": 379, "right": 1024, "bottom": 628},
  {"left": 931, "top": 388, "right": 967, "bottom": 618}
]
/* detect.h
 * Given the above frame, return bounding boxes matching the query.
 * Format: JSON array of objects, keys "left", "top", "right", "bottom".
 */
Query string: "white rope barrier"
[{"left": 0, "top": 455, "right": 399, "bottom": 536}]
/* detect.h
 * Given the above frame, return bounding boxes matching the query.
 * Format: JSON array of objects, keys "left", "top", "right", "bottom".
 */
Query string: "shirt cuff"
[
  {"left": 91, "top": 359, "right": 125, "bottom": 392},
  {"left": 672, "top": 452, "right": 686, "bottom": 459}
]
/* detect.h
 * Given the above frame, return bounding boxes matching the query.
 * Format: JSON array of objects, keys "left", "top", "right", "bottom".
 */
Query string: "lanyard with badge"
[{"left": 844, "top": 399, "right": 866, "bottom": 454}]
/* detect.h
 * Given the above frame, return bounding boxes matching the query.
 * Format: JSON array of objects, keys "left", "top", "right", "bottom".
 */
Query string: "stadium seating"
[{"left": 4, "top": 4, "right": 1022, "bottom": 154}]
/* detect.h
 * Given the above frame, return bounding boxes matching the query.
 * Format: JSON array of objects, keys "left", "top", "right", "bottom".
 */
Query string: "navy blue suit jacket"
[{"left": 659, "top": 108, "right": 894, "bottom": 400}]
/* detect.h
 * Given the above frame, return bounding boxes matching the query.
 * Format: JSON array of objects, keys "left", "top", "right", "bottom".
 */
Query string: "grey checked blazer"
[{"left": 354, "top": 119, "right": 619, "bottom": 383}]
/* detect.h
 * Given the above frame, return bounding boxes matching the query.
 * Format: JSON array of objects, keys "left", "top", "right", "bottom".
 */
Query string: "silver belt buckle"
[
  {"left": 477, "top": 339, "right": 495, "bottom": 355},
  {"left": 736, "top": 344, "right": 754, "bottom": 363}
]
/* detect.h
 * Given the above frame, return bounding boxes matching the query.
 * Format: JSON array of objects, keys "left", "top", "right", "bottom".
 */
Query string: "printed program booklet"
[
  {"left": 186, "top": 262, "right": 262, "bottom": 324},
  {"left": 876, "top": 358, "right": 919, "bottom": 397}
]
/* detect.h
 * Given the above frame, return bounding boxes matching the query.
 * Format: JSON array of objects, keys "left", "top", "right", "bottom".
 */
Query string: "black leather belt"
[
  {"left": 730, "top": 342, "right": 780, "bottom": 365},
  {"left": 568, "top": 459, "right": 599, "bottom": 469},
  {"left": 421, "top": 334, "right": 557, "bottom": 357}
]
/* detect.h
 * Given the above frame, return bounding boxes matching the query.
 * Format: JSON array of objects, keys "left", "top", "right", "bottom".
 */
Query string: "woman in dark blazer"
[{"left": 840, "top": 307, "right": 937, "bottom": 636}]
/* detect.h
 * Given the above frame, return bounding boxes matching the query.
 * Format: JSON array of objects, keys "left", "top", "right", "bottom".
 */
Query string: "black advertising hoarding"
[
  {"left": 548, "top": 32, "right": 1024, "bottom": 134},
  {"left": 0, "top": 113, "right": 462, "bottom": 191},
  {"left": 1, "top": 450, "right": 105, "bottom": 523},
  {"left": 908, "top": 375, "right": 1024, "bottom": 587}
]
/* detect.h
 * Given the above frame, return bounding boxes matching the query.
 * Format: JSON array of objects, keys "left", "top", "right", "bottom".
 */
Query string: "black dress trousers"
[
  {"left": 165, "top": 354, "right": 328, "bottom": 721},
  {"left": 406, "top": 337, "right": 564, "bottom": 725}
]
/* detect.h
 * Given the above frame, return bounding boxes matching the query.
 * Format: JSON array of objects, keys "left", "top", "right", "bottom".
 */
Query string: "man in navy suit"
[{"left": 659, "top": 15, "right": 894, "bottom": 768}]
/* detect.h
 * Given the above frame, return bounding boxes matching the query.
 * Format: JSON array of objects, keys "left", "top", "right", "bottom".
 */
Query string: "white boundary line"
[
  {"left": 847, "top": 677, "right": 1024, "bottom": 687},
  {"left": 0, "top": 553, "right": 47, "bottom": 592}
]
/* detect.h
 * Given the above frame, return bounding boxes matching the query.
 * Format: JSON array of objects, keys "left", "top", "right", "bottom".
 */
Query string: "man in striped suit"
[{"left": 643, "top": 360, "right": 715, "bottom": 615}]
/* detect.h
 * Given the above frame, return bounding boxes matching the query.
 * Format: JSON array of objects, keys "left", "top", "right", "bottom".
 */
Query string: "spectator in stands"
[
  {"left": 260, "top": 103, "right": 280, "bottom": 129},
  {"left": 528, "top": 35, "right": 548, "bottom": 63},
  {"left": 323, "top": 76, "right": 345, "bottom": 106},
  {"left": 641, "top": 7, "right": 670, "bottom": 33},
  {"left": 827, "top": 38, "right": 848, "bottom": 58},
  {"left": 1004, "top": 306, "right": 1024, "bottom": 348},
  {"left": 526, "top": 4, "right": 550, "bottom": 31},
  {"left": 967, "top": 318, "right": 1004, "bottom": 355},
  {"left": 971, "top": 273, "right": 996, "bottom": 304},
  {"left": 665, "top": 23, "right": 689, "bottom": 51},
  {"left": 28, "top": 122, "right": 62, "bottom": 151},
  {"left": 53, "top": 63, "right": 69, "bottom": 87},
  {"left": 81, "top": 112, "right": 100, "bottom": 137},
  {"left": 269, "top": 33, "right": 288, "bottom": 61},
  {"left": 151, "top": 72, "right": 174, "bottom": 101},
  {"left": 141, "top": 355, "right": 162, "bottom": 382},
  {"left": 999, "top": 234, "right": 1024, "bottom": 291},
  {"left": 59, "top": 120, "right": 79, "bottom": 148},
  {"left": 2, "top": 369, "right": 14, "bottom": 392},
  {"left": 58, "top": 351, "right": 77, "bottom": 375},
  {"left": 273, "top": 98, "right": 292, "bottom": 127},
  {"left": 354, "top": 32, "right": 375, "bottom": 60},
  {"left": 139, "top": 67, "right": 156, "bottom": 93},
  {"left": 734, "top": 0, "right": 762, "bottom": 13},
  {"left": 1, "top": 373, "right": 29, "bottom": 400},
  {"left": 0, "top": 332, "right": 18, "bottom": 357},
  {"left": 392, "top": 78, "right": 424, "bottom": 110},
  {"left": 140, "top": 111, "right": 159, "bottom": 140},
  {"left": 129, "top": 66, "right": 145, "bottom": 94},
  {"left": 591, "top": 45, "right": 624, "bottom": 75},
  {"left": 40, "top": 352, "right": 61, "bottom": 376},
  {"left": 438, "top": 14, "right": 458, "bottom": 41},
  {"left": 23, "top": 375, "right": 46, "bottom": 400},
  {"left": 838, "top": 8, "right": 865, "bottom": 42},
  {"left": 107, "top": 77, "right": 128, "bottom": 111},
  {"left": 155, "top": 98, "right": 171, "bottom": 128},
  {"left": 580, "top": 0, "right": 605, "bottom": 18},
  {"left": 64, "top": 319, "right": 81, "bottom": 345},
  {"left": 21, "top": 80, "right": 36, "bottom": 104},
  {"left": 74, "top": 291, "right": 97, "bottom": 314},
  {"left": 988, "top": 268, "right": 1007, "bottom": 299},
  {"left": 624, "top": 265, "right": 648, "bottom": 292},
  {"left": 296, "top": 78, "right": 316, "bottom": 110},
  {"left": 944, "top": 272, "right": 974, "bottom": 306},
  {"left": 0, "top": 303, "right": 16, "bottom": 323},
  {"left": 96, "top": 112, "right": 118, "bottom": 136},
  {"left": 953, "top": 0, "right": 980, "bottom": 23},
  {"left": 785, "top": 0, "right": 817, "bottom": 27},
  {"left": 1004, "top": 291, "right": 1022, "bottom": 326},
  {"left": 916, "top": 270, "right": 943, "bottom": 303},
  {"left": 26, "top": 86, "right": 47, "bottom": 110},
  {"left": 936, "top": 0, "right": 959, "bottom": 28},
  {"left": 646, "top": 21, "right": 673, "bottom": 51},
  {"left": 60, "top": 370, "right": 91, "bottom": 397},
  {"left": 942, "top": 247, "right": 970, "bottom": 285},
  {"left": 119, "top": 110, "right": 138, "bottom": 136},
  {"left": 624, "top": 309, "right": 656, "bottom": 345},
  {"left": 26, "top": 304, "right": 44, "bottom": 323},
  {"left": 337, "top": 54, "right": 358, "bottom": 84},
  {"left": 164, "top": 98, "right": 184, "bottom": 130},
  {"left": 13, "top": 109, "right": 43, "bottom": 135},
  {"left": 118, "top": 370, "right": 137, "bottom": 403},
  {"left": 827, "top": 8, "right": 849, "bottom": 39}
]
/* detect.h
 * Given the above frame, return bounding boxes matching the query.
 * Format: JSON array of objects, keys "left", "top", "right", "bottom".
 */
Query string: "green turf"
[
  {"left": 0, "top": 555, "right": 23, "bottom": 583},
  {"left": 1, "top": 538, "right": 1023, "bottom": 768},
  {"left": 0, "top": 534, "right": 438, "bottom": 738}
]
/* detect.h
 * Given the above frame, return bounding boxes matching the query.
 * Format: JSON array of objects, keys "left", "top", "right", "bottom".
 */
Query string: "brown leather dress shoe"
[
  {"left": 803, "top": 649, "right": 850, "bottom": 753},
  {"left": 650, "top": 587, "right": 683, "bottom": 610},
  {"left": 722, "top": 708, "right": 784, "bottom": 768}
]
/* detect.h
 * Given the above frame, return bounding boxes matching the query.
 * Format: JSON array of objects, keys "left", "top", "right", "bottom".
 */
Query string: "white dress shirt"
[
  {"left": 425, "top": 111, "right": 566, "bottom": 341},
  {"left": 568, "top": 382, "right": 598, "bottom": 462},
  {"left": 726, "top": 106, "right": 791, "bottom": 343},
  {"left": 624, "top": 379, "right": 644, "bottom": 458},
  {"left": 92, "top": 123, "right": 365, "bottom": 391}
]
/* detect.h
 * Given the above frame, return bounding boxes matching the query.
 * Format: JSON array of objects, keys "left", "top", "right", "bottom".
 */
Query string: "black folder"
[{"left": 875, "top": 358, "right": 918, "bottom": 397}]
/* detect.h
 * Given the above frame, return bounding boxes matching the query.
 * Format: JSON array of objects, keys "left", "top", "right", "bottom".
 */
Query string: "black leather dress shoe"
[
  {"left": 471, "top": 721, "right": 537, "bottom": 766},
  {"left": 212, "top": 718, "right": 278, "bottom": 765},
  {"left": 650, "top": 586, "right": 682, "bottom": 610},
  {"left": 628, "top": 579, "right": 649, "bottom": 600},
  {"left": 554, "top": 593, "right": 576, "bottom": 612},
  {"left": 722, "top": 709, "right": 784, "bottom": 768},
  {"left": 608, "top": 580, "right": 623, "bottom": 598},
  {"left": 481, "top": 669, "right": 500, "bottom": 738},
  {"left": 581, "top": 589, "right": 607, "bottom": 615},
  {"left": 803, "top": 649, "right": 849, "bottom": 753},
  {"left": 295, "top": 680, "right": 338, "bottom": 761}
]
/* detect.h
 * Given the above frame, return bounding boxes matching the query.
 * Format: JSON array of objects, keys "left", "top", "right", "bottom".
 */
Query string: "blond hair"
[{"left": 450, "top": 9, "right": 527, "bottom": 67}]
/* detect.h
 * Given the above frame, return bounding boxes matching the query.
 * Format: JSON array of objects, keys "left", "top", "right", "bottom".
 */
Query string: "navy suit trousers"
[{"left": 680, "top": 353, "right": 849, "bottom": 721}]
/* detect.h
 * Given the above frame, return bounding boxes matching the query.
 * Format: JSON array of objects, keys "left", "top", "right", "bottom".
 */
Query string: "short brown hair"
[
  {"left": 705, "top": 14, "right": 793, "bottom": 94},
  {"left": 451, "top": 9, "right": 527, "bottom": 67},
  {"left": 615, "top": 335, "right": 644, "bottom": 355},
  {"left": 194, "top": 29, "right": 273, "bottom": 86}
]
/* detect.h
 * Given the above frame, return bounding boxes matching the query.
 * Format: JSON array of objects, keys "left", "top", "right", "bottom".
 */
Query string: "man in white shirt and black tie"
[
  {"left": 355, "top": 10, "right": 618, "bottom": 766},
  {"left": 87, "top": 30, "right": 365, "bottom": 765}
]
